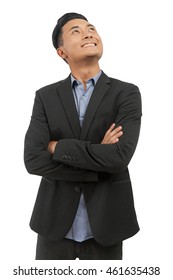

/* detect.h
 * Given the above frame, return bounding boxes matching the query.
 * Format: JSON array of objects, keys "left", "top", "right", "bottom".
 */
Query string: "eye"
[
  {"left": 89, "top": 27, "right": 96, "bottom": 32},
  {"left": 72, "top": 29, "right": 80, "bottom": 34}
]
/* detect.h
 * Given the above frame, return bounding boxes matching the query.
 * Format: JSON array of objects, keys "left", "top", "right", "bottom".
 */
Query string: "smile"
[{"left": 82, "top": 43, "right": 97, "bottom": 48}]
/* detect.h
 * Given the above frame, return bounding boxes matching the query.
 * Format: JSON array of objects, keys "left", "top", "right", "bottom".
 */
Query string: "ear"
[{"left": 57, "top": 48, "right": 67, "bottom": 60}]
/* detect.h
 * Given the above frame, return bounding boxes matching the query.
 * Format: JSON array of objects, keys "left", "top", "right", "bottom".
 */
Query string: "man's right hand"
[{"left": 101, "top": 123, "right": 123, "bottom": 144}]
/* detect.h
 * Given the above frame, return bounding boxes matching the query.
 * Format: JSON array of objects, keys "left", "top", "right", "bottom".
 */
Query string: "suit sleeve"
[
  {"left": 24, "top": 91, "right": 98, "bottom": 182},
  {"left": 52, "top": 86, "right": 142, "bottom": 174}
]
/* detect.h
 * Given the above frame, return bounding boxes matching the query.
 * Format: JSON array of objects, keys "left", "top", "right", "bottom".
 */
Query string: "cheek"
[
  {"left": 99, "top": 38, "right": 103, "bottom": 48},
  {"left": 96, "top": 36, "right": 103, "bottom": 51},
  {"left": 65, "top": 46, "right": 80, "bottom": 57},
  {"left": 98, "top": 43, "right": 103, "bottom": 57},
  {"left": 63, "top": 40, "right": 81, "bottom": 54}
]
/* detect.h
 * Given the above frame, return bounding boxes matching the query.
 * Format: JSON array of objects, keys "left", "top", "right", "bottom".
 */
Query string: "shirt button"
[{"left": 75, "top": 186, "right": 81, "bottom": 192}]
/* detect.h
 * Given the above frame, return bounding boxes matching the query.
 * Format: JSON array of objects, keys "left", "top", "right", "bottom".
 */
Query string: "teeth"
[{"left": 83, "top": 43, "right": 96, "bottom": 47}]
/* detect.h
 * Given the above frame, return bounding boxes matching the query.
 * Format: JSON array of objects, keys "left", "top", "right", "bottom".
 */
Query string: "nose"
[
  {"left": 84, "top": 34, "right": 93, "bottom": 39},
  {"left": 83, "top": 31, "right": 93, "bottom": 40}
]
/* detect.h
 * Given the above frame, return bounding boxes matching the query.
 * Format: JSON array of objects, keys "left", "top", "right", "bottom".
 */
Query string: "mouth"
[{"left": 82, "top": 42, "right": 97, "bottom": 48}]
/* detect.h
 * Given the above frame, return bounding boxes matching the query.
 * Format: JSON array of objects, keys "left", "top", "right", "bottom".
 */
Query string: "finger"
[
  {"left": 114, "top": 126, "right": 122, "bottom": 133},
  {"left": 102, "top": 124, "right": 123, "bottom": 144},
  {"left": 105, "top": 123, "right": 116, "bottom": 135},
  {"left": 112, "top": 138, "right": 119, "bottom": 144},
  {"left": 107, "top": 131, "right": 123, "bottom": 143},
  {"left": 107, "top": 126, "right": 123, "bottom": 138}
]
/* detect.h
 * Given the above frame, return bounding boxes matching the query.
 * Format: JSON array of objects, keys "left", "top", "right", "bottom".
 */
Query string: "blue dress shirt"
[{"left": 65, "top": 70, "right": 102, "bottom": 242}]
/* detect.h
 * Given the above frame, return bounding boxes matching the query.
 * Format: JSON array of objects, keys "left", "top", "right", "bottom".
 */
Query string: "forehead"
[{"left": 62, "top": 18, "right": 94, "bottom": 32}]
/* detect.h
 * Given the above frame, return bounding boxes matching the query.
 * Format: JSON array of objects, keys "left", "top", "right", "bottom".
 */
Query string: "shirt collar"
[{"left": 71, "top": 70, "right": 102, "bottom": 87}]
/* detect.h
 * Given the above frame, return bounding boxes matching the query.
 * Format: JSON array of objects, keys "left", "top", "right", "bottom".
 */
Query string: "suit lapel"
[
  {"left": 56, "top": 75, "right": 81, "bottom": 139},
  {"left": 80, "top": 72, "right": 110, "bottom": 140}
]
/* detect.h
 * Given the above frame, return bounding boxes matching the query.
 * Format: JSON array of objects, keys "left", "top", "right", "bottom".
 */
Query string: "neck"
[{"left": 69, "top": 60, "right": 100, "bottom": 86}]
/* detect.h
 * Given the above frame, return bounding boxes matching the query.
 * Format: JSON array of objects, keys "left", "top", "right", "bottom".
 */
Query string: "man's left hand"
[{"left": 47, "top": 141, "right": 58, "bottom": 154}]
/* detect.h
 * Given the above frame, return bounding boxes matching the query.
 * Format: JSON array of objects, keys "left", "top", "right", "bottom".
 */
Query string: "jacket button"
[
  {"left": 62, "top": 155, "right": 68, "bottom": 160},
  {"left": 75, "top": 186, "right": 81, "bottom": 192}
]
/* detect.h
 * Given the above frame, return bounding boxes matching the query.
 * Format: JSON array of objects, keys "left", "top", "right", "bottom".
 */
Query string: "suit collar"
[
  {"left": 80, "top": 71, "right": 110, "bottom": 140},
  {"left": 56, "top": 75, "right": 81, "bottom": 139},
  {"left": 70, "top": 70, "right": 102, "bottom": 86},
  {"left": 56, "top": 72, "right": 110, "bottom": 140}
]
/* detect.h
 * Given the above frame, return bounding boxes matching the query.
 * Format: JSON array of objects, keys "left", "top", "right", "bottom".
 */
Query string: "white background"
[{"left": 1, "top": 0, "right": 173, "bottom": 278}]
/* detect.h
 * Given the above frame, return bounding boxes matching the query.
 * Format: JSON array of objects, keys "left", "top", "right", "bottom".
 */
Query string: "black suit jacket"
[{"left": 24, "top": 71, "right": 142, "bottom": 246}]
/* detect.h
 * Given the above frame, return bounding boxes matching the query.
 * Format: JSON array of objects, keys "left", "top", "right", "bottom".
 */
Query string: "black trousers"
[{"left": 36, "top": 235, "right": 123, "bottom": 260}]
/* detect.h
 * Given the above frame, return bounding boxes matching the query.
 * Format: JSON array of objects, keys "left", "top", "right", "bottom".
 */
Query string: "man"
[{"left": 24, "top": 12, "right": 142, "bottom": 260}]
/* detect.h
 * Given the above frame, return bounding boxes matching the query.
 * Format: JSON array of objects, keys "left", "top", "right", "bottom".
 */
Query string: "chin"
[{"left": 86, "top": 51, "right": 102, "bottom": 58}]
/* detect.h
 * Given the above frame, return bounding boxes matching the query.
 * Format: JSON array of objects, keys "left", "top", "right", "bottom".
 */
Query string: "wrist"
[{"left": 48, "top": 141, "right": 58, "bottom": 154}]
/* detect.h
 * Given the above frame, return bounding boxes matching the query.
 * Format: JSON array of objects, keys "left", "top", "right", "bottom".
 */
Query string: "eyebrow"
[{"left": 68, "top": 24, "right": 95, "bottom": 32}]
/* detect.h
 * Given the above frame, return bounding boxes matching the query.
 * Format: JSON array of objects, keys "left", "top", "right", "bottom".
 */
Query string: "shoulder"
[
  {"left": 109, "top": 77, "right": 139, "bottom": 93},
  {"left": 101, "top": 71, "right": 139, "bottom": 91},
  {"left": 100, "top": 73, "right": 142, "bottom": 110},
  {"left": 111, "top": 77, "right": 139, "bottom": 91},
  {"left": 36, "top": 75, "right": 70, "bottom": 97}
]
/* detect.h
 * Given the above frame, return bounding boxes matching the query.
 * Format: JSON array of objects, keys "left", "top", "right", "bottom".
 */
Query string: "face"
[{"left": 57, "top": 18, "right": 103, "bottom": 64}]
